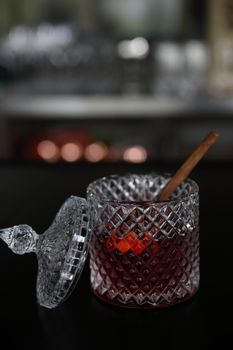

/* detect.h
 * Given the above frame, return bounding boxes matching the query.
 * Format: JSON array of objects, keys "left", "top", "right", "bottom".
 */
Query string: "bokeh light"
[
  {"left": 123, "top": 145, "right": 147, "bottom": 163},
  {"left": 37, "top": 140, "right": 60, "bottom": 162},
  {"left": 61, "top": 142, "right": 82, "bottom": 162},
  {"left": 118, "top": 37, "right": 149, "bottom": 59},
  {"left": 84, "top": 142, "right": 108, "bottom": 162}
]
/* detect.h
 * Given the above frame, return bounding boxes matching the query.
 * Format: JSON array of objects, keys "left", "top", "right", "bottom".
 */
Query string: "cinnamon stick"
[{"left": 158, "top": 131, "right": 219, "bottom": 201}]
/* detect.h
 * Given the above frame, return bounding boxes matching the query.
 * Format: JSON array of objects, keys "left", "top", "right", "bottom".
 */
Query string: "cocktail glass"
[{"left": 87, "top": 174, "right": 199, "bottom": 308}]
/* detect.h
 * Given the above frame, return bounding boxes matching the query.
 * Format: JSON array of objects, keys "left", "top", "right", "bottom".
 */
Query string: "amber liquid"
[{"left": 90, "top": 229, "right": 199, "bottom": 308}]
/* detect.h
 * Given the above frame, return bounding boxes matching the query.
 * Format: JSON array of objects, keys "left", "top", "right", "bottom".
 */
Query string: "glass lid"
[{"left": 0, "top": 196, "right": 90, "bottom": 309}]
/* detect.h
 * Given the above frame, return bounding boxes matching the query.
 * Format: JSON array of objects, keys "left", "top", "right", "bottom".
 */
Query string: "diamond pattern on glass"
[{"left": 88, "top": 174, "right": 199, "bottom": 308}]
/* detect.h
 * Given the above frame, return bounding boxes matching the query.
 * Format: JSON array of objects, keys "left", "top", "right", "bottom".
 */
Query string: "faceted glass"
[{"left": 87, "top": 174, "right": 199, "bottom": 308}]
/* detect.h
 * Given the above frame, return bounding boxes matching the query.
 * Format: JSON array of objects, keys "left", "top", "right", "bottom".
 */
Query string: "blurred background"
[{"left": 0, "top": 0, "right": 232, "bottom": 163}]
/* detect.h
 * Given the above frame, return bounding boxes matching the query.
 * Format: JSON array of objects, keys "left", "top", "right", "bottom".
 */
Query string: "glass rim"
[{"left": 86, "top": 173, "right": 199, "bottom": 206}]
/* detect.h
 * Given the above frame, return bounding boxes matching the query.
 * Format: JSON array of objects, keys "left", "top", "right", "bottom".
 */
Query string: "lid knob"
[{"left": 0, "top": 225, "right": 38, "bottom": 254}]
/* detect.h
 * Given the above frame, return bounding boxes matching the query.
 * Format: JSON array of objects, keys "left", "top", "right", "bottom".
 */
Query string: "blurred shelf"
[{"left": 1, "top": 95, "right": 233, "bottom": 119}]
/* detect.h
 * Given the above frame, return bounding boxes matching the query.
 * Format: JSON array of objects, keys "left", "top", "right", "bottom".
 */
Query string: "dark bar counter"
[{"left": 0, "top": 161, "right": 232, "bottom": 349}]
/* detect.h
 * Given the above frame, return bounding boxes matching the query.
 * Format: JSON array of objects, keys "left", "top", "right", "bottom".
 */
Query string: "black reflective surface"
[{"left": 0, "top": 162, "right": 232, "bottom": 349}]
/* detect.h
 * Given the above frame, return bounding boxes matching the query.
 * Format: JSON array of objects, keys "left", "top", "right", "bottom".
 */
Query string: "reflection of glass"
[
  {"left": 87, "top": 174, "right": 200, "bottom": 308},
  {"left": 0, "top": 23, "right": 118, "bottom": 95},
  {"left": 154, "top": 41, "right": 207, "bottom": 97}
]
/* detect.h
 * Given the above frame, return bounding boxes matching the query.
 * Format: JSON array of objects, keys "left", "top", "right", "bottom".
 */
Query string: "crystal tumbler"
[{"left": 87, "top": 174, "right": 199, "bottom": 308}]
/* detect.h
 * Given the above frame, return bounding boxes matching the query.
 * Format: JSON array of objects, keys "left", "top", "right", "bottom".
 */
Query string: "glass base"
[{"left": 92, "top": 287, "right": 199, "bottom": 309}]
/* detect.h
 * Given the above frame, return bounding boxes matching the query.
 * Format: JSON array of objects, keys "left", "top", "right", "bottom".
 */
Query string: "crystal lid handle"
[{"left": 0, "top": 224, "right": 39, "bottom": 255}]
